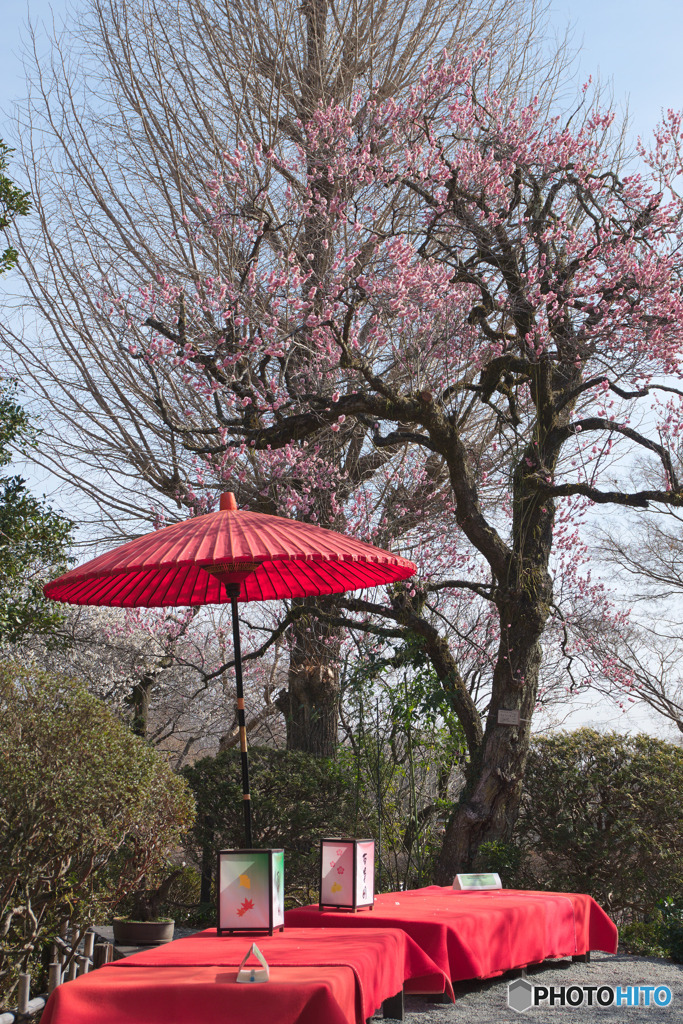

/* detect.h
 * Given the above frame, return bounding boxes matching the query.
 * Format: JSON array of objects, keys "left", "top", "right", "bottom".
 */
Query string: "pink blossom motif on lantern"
[
  {"left": 320, "top": 840, "right": 355, "bottom": 907},
  {"left": 320, "top": 839, "right": 375, "bottom": 909}
]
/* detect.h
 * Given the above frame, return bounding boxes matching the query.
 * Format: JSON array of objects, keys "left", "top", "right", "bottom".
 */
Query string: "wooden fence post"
[
  {"left": 92, "top": 942, "right": 113, "bottom": 969},
  {"left": 82, "top": 931, "right": 95, "bottom": 973},
  {"left": 4, "top": 927, "right": 115, "bottom": 1022},
  {"left": 17, "top": 975, "right": 30, "bottom": 1016},
  {"left": 48, "top": 962, "right": 62, "bottom": 994}
]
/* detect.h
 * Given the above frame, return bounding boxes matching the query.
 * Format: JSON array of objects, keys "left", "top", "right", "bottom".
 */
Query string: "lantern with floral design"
[{"left": 319, "top": 838, "right": 375, "bottom": 911}]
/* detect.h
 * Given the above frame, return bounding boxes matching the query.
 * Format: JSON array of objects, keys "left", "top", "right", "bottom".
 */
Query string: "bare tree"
[{"left": 587, "top": 507, "right": 683, "bottom": 734}]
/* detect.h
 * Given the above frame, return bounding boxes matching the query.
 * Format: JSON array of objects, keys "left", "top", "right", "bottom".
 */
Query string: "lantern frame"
[
  {"left": 319, "top": 837, "right": 375, "bottom": 912},
  {"left": 217, "top": 848, "right": 285, "bottom": 935}
]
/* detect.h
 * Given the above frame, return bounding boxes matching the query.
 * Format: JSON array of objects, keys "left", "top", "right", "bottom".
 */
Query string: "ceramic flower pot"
[{"left": 112, "top": 919, "right": 175, "bottom": 946}]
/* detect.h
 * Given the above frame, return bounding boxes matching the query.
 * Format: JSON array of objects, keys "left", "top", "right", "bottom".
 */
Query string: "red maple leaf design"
[{"left": 236, "top": 898, "right": 254, "bottom": 917}]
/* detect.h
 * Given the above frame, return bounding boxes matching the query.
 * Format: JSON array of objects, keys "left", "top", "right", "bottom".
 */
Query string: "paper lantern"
[
  {"left": 217, "top": 849, "right": 285, "bottom": 934},
  {"left": 319, "top": 838, "right": 375, "bottom": 911}
]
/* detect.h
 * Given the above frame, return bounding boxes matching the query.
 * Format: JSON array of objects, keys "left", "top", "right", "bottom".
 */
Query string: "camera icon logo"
[{"left": 508, "top": 978, "right": 534, "bottom": 1013}]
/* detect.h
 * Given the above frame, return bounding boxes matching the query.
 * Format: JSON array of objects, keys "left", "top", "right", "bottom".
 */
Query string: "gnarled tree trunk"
[
  {"left": 278, "top": 609, "right": 342, "bottom": 757},
  {"left": 434, "top": 601, "right": 547, "bottom": 880}
]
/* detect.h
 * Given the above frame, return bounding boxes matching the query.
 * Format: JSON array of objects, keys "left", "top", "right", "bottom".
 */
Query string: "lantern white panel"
[
  {"left": 355, "top": 841, "right": 375, "bottom": 906},
  {"left": 271, "top": 849, "right": 285, "bottom": 927},
  {"left": 321, "top": 840, "right": 354, "bottom": 907}
]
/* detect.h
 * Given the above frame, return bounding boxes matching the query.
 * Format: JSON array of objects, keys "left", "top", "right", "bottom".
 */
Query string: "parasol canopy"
[{"left": 43, "top": 493, "right": 416, "bottom": 606}]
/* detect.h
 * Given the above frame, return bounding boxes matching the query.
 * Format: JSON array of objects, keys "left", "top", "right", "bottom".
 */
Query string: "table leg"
[
  {"left": 382, "top": 989, "right": 404, "bottom": 1020},
  {"left": 572, "top": 952, "right": 590, "bottom": 963}
]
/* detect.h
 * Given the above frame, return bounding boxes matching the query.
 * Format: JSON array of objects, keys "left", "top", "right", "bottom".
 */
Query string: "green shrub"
[
  {"left": 162, "top": 864, "right": 202, "bottom": 922},
  {"left": 0, "top": 662, "right": 195, "bottom": 1008},
  {"left": 619, "top": 920, "right": 670, "bottom": 958},
  {"left": 658, "top": 899, "right": 683, "bottom": 962},
  {"left": 474, "top": 840, "right": 522, "bottom": 885},
  {"left": 620, "top": 913, "right": 683, "bottom": 963},
  {"left": 667, "top": 919, "right": 683, "bottom": 962},
  {"left": 183, "top": 747, "right": 368, "bottom": 907},
  {"left": 510, "top": 730, "right": 683, "bottom": 920}
]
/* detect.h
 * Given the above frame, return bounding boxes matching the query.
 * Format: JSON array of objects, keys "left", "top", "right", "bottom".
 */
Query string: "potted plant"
[{"left": 112, "top": 866, "right": 184, "bottom": 945}]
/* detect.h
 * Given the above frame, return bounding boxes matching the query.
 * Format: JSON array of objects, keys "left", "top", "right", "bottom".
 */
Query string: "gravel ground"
[{"left": 378, "top": 952, "right": 682, "bottom": 1023}]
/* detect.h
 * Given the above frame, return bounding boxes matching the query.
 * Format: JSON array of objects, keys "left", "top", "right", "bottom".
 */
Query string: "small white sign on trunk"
[{"left": 498, "top": 709, "right": 521, "bottom": 726}]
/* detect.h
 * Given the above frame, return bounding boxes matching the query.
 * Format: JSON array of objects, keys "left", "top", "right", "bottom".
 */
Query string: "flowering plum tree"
[
  {"left": 116, "top": 51, "right": 683, "bottom": 873},
  {"left": 6, "top": 0, "right": 571, "bottom": 757}
]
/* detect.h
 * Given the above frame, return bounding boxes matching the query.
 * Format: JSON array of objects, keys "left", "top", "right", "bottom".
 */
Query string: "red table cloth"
[
  {"left": 285, "top": 887, "right": 619, "bottom": 983},
  {"left": 41, "top": 965, "right": 359, "bottom": 1024},
  {"left": 40, "top": 926, "right": 452, "bottom": 1024}
]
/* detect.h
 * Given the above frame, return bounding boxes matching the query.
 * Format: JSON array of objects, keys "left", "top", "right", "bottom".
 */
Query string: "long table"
[
  {"left": 40, "top": 926, "right": 453, "bottom": 1024},
  {"left": 285, "top": 886, "right": 619, "bottom": 984}
]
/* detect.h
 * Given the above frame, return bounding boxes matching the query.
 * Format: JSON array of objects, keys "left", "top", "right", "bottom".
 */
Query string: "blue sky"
[
  {"left": 551, "top": 0, "right": 682, "bottom": 141},
  {"left": 1, "top": 1, "right": 681, "bottom": 145}
]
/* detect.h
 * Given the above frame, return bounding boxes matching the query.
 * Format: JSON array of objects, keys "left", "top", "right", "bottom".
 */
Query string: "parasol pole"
[{"left": 227, "top": 584, "right": 253, "bottom": 848}]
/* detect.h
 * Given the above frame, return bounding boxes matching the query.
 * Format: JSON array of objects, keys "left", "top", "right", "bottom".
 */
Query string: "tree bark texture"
[
  {"left": 278, "top": 606, "right": 342, "bottom": 757},
  {"left": 433, "top": 357, "right": 570, "bottom": 877},
  {"left": 434, "top": 609, "right": 545, "bottom": 880},
  {"left": 128, "top": 673, "right": 154, "bottom": 739}
]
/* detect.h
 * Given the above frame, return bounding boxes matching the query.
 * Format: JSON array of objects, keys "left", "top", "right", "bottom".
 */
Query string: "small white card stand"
[
  {"left": 236, "top": 943, "right": 270, "bottom": 983},
  {"left": 453, "top": 872, "right": 502, "bottom": 890}
]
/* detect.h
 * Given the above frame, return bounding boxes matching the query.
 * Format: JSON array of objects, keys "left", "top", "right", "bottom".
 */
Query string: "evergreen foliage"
[
  {"left": 0, "top": 663, "right": 195, "bottom": 1007},
  {"left": 481, "top": 729, "right": 683, "bottom": 924},
  {"left": 183, "top": 747, "right": 368, "bottom": 906},
  {"left": 0, "top": 143, "right": 71, "bottom": 645},
  {"left": 0, "top": 382, "right": 73, "bottom": 644},
  {"left": 0, "top": 140, "right": 30, "bottom": 275}
]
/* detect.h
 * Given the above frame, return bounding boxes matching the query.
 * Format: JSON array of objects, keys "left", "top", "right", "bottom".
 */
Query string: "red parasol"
[{"left": 44, "top": 493, "right": 416, "bottom": 844}]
